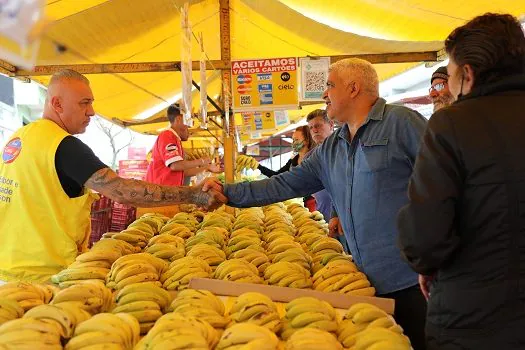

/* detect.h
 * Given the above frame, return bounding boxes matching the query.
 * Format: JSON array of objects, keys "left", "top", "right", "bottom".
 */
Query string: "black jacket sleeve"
[
  {"left": 397, "top": 110, "right": 463, "bottom": 275},
  {"left": 257, "top": 157, "right": 294, "bottom": 178}
]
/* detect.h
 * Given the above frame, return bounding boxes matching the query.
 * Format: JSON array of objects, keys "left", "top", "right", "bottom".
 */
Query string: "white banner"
[{"left": 180, "top": 2, "right": 193, "bottom": 127}]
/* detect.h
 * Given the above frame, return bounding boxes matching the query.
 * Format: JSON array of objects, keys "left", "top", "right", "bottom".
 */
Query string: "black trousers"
[{"left": 379, "top": 285, "right": 427, "bottom": 350}]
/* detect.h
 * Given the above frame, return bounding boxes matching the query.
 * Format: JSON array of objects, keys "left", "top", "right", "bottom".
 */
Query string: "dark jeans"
[{"left": 379, "top": 285, "right": 427, "bottom": 350}]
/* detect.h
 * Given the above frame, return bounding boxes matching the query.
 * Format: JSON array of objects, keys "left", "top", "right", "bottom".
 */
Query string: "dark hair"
[
  {"left": 167, "top": 104, "right": 182, "bottom": 123},
  {"left": 295, "top": 125, "right": 315, "bottom": 151},
  {"left": 306, "top": 109, "right": 330, "bottom": 123},
  {"left": 445, "top": 13, "right": 525, "bottom": 87}
]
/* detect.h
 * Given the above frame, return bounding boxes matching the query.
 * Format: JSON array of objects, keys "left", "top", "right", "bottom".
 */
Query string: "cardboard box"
[{"left": 189, "top": 278, "right": 395, "bottom": 314}]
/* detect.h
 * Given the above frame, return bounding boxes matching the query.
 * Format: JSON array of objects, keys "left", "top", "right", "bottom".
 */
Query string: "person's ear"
[
  {"left": 51, "top": 96, "right": 63, "bottom": 114},
  {"left": 348, "top": 81, "right": 360, "bottom": 98},
  {"left": 462, "top": 64, "right": 475, "bottom": 92}
]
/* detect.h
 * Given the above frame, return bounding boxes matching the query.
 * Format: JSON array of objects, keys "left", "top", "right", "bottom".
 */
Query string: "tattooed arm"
[{"left": 84, "top": 168, "right": 227, "bottom": 210}]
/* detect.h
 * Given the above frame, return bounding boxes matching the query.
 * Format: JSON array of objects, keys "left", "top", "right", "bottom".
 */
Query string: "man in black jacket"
[{"left": 397, "top": 13, "right": 525, "bottom": 350}]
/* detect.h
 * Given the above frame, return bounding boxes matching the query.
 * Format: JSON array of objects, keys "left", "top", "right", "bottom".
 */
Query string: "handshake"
[{"left": 190, "top": 177, "right": 228, "bottom": 211}]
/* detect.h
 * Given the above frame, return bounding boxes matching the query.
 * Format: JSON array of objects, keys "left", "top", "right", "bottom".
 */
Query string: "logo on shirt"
[
  {"left": 2, "top": 137, "right": 22, "bottom": 164},
  {"left": 165, "top": 144, "right": 178, "bottom": 152}
]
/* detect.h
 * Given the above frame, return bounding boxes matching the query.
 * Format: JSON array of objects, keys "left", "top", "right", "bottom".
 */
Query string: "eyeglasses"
[{"left": 429, "top": 82, "right": 447, "bottom": 94}]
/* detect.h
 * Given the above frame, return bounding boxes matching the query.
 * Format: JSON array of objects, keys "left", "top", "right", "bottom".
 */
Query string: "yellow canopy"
[{"left": 3, "top": 0, "right": 524, "bottom": 147}]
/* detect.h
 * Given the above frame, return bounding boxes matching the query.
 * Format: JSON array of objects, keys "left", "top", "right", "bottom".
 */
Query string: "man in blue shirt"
[{"left": 203, "top": 58, "right": 427, "bottom": 349}]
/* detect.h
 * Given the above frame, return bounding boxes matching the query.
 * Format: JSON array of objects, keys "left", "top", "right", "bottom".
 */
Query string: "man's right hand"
[
  {"left": 328, "top": 217, "right": 343, "bottom": 237},
  {"left": 191, "top": 178, "right": 227, "bottom": 211},
  {"left": 419, "top": 274, "right": 435, "bottom": 301}
]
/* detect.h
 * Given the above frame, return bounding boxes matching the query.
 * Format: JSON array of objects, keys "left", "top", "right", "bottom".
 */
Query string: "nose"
[
  {"left": 429, "top": 89, "right": 439, "bottom": 98},
  {"left": 322, "top": 89, "right": 328, "bottom": 100},
  {"left": 87, "top": 104, "right": 95, "bottom": 116}
]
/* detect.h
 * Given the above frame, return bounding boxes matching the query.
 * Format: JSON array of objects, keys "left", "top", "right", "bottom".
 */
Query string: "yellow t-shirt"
[{"left": 0, "top": 119, "right": 97, "bottom": 282}]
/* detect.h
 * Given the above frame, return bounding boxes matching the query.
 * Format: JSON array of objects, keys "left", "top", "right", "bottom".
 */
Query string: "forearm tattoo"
[{"left": 85, "top": 168, "right": 207, "bottom": 208}]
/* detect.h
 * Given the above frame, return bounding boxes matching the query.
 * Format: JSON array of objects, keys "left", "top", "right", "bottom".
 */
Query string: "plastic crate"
[
  {"left": 110, "top": 202, "right": 136, "bottom": 232},
  {"left": 89, "top": 195, "right": 113, "bottom": 247}
]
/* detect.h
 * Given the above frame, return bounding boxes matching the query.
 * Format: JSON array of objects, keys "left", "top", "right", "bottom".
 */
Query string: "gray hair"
[
  {"left": 329, "top": 58, "right": 379, "bottom": 96},
  {"left": 49, "top": 69, "right": 90, "bottom": 86}
]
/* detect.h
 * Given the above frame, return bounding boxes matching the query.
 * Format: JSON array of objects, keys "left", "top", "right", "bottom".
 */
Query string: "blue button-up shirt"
[{"left": 224, "top": 98, "right": 427, "bottom": 294}]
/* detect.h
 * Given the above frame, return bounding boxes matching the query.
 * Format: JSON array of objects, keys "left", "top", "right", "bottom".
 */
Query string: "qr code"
[
  {"left": 240, "top": 95, "right": 251, "bottom": 106},
  {"left": 304, "top": 71, "right": 327, "bottom": 93}
]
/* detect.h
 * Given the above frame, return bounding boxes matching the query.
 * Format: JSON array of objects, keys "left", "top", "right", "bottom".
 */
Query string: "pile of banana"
[
  {"left": 236, "top": 154, "right": 259, "bottom": 173},
  {"left": 263, "top": 261, "right": 312, "bottom": 288},
  {"left": 267, "top": 238, "right": 312, "bottom": 271},
  {"left": 50, "top": 279, "right": 113, "bottom": 314},
  {"left": 23, "top": 303, "right": 90, "bottom": 339},
  {"left": 214, "top": 259, "right": 264, "bottom": 284},
  {"left": 166, "top": 212, "right": 200, "bottom": 233},
  {"left": 352, "top": 327, "right": 411, "bottom": 350},
  {"left": 113, "top": 281, "right": 171, "bottom": 334},
  {"left": 231, "top": 211, "right": 264, "bottom": 235},
  {"left": 185, "top": 147, "right": 213, "bottom": 161},
  {"left": 216, "top": 323, "right": 279, "bottom": 350},
  {"left": 338, "top": 303, "right": 406, "bottom": 348},
  {"left": 102, "top": 224, "right": 155, "bottom": 249},
  {"left": 160, "top": 256, "right": 212, "bottom": 290},
  {"left": 159, "top": 221, "right": 194, "bottom": 239},
  {"left": 225, "top": 231, "right": 263, "bottom": 258},
  {"left": 313, "top": 260, "right": 374, "bottom": 296},
  {"left": 286, "top": 328, "right": 343, "bottom": 350},
  {"left": 200, "top": 212, "right": 234, "bottom": 231},
  {"left": 281, "top": 297, "right": 338, "bottom": 340},
  {"left": 132, "top": 214, "right": 168, "bottom": 233},
  {"left": 167, "top": 289, "right": 229, "bottom": 329},
  {"left": 135, "top": 313, "right": 218, "bottom": 350},
  {"left": 106, "top": 253, "right": 168, "bottom": 290},
  {"left": 64, "top": 312, "right": 140, "bottom": 350},
  {"left": 144, "top": 233, "right": 186, "bottom": 262},
  {"left": 229, "top": 292, "right": 281, "bottom": 333},
  {"left": 230, "top": 248, "right": 270, "bottom": 275},
  {"left": 186, "top": 243, "right": 226, "bottom": 271},
  {"left": 0, "top": 299, "right": 23, "bottom": 325},
  {"left": 0, "top": 282, "right": 54, "bottom": 311},
  {"left": 0, "top": 317, "right": 63, "bottom": 350},
  {"left": 185, "top": 228, "right": 227, "bottom": 252}
]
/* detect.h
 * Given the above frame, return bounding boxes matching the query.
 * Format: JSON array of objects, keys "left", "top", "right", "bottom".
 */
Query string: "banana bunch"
[
  {"left": 262, "top": 229, "right": 295, "bottom": 246},
  {"left": 229, "top": 292, "right": 281, "bottom": 332},
  {"left": 185, "top": 147, "right": 213, "bottom": 161},
  {"left": 230, "top": 248, "right": 270, "bottom": 274},
  {"left": 113, "top": 282, "right": 171, "bottom": 334},
  {"left": 312, "top": 260, "right": 374, "bottom": 296},
  {"left": 103, "top": 226, "right": 154, "bottom": 249},
  {"left": 144, "top": 234, "right": 185, "bottom": 262},
  {"left": 230, "top": 227, "right": 260, "bottom": 240},
  {"left": 165, "top": 213, "right": 200, "bottom": 232},
  {"left": 160, "top": 256, "right": 212, "bottom": 290},
  {"left": 236, "top": 154, "right": 259, "bottom": 172},
  {"left": 225, "top": 234, "right": 264, "bottom": 258},
  {"left": 338, "top": 303, "right": 404, "bottom": 348},
  {"left": 0, "top": 282, "right": 54, "bottom": 311},
  {"left": 286, "top": 202, "right": 309, "bottom": 218},
  {"left": 0, "top": 318, "right": 63, "bottom": 350},
  {"left": 263, "top": 261, "right": 312, "bottom": 288},
  {"left": 135, "top": 313, "right": 218, "bottom": 350},
  {"left": 232, "top": 216, "right": 265, "bottom": 235},
  {"left": 185, "top": 229, "right": 226, "bottom": 251},
  {"left": 92, "top": 237, "right": 139, "bottom": 255},
  {"left": 51, "top": 280, "right": 113, "bottom": 314},
  {"left": 200, "top": 212, "right": 233, "bottom": 231},
  {"left": 159, "top": 222, "right": 194, "bottom": 239},
  {"left": 0, "top": 299, "right": 23, "bottom": 325},
  {"left": 281, "top": 297, "right": 338, "bottom": 340},
  {"left": 285, "top": 328, "right": 343, "bottom": 350},
  {"left": 353, "top": 327, "right": 411, "bottom": 350},
  {"left": 64, "top": 312, "right": 140, "bottom": 350},
  {"left": 217, "top": 322, "right": 279, "bottom": 350},
  {"left": 23, "top": 303, "right": 90, "bottom": 339},
  {"left": 186, "top": 243, "right": 226, "bottom": 271},
  {"left": 106, "top": 253, "right": 167, "bottom": 290},
  {"left": 133, "top": 215, "right": 167, "bottom": 234},
  {"left": 312, "top": 252, "right": 353, "bottom": 274},
  {"left": 295, "top": 217, "right": 329, "bottom": 237},
  {"left": 53, "top": 244, "right": 125, "bottom": 288},
  {"left": 214, "top": 259, "right": 264, "bottom": 284},
  {"left": 266, "top": 239, "right": 311, "bottom": 271},
  {"left": 167, "top": 289, "right": 229, "bottom": 329},
  {"left": 238, "top": 207, "right": 265, "bottom": 220}
]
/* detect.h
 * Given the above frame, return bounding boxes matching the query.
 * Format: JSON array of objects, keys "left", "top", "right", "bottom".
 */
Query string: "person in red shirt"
[{"left": 146, "top": 104, "right": 220, "bottom": 186}]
